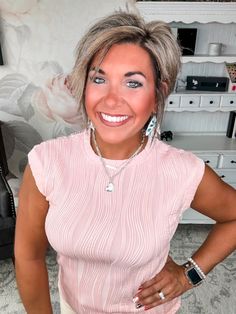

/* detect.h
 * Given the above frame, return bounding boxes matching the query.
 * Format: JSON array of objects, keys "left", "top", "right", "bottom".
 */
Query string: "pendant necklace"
[{"left": 92, "top": 130, "right": 145, "bottom": 192}]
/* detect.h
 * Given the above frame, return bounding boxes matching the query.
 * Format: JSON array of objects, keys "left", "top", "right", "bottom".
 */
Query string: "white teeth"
[{"left": 101, "top": 113, "right": 128, "bottom": 123}]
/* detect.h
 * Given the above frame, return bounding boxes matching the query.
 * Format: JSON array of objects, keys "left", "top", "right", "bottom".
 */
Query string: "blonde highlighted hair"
[{"left": 69, "top": 11, "right": 181, "bottom": 127}]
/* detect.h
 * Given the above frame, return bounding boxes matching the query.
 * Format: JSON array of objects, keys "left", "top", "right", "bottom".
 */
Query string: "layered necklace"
[{"left": 92, "top": 130, "right": 146, "bottom": 192}]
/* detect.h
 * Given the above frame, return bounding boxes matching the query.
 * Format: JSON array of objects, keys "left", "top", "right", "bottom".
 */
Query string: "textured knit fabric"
[
  {"left": 60, "top": 289, "right": 76, "bottom": 314},
  {"left": 28, "top": 129, "right": 205, "bottom": 314}
]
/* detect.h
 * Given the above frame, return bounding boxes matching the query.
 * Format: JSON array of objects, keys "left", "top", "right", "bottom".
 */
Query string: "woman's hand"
[{"left": 133, "top": 256, "right": 192, "bottom": 311}]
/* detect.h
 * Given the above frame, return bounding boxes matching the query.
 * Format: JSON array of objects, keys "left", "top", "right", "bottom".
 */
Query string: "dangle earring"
[
  {"left": 156, "top": 121, "right": 161, "bottom": 138},
  {"left": 87, "top": 119, "right": 95, "bottom": 131},
  {"left": 145, "top": 115, "right": 157, "bottom": 137}
]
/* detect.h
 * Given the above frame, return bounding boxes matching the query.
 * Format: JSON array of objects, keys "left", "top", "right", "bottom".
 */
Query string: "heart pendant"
[{"left": 105, "top": 182, "right": 114, "bottom": 192}]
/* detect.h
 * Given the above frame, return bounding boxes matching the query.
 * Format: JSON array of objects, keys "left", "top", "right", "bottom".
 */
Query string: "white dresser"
[{"left": 169, "top": 134, "right": 236, "bottom": 223}]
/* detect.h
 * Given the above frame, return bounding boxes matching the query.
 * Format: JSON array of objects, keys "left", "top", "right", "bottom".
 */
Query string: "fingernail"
[
  {"left": 133, "top": 296, "right": 139, "bottom": 303},
  {"left": 135, "top": 303, "right": 143, "bottom": 309}
]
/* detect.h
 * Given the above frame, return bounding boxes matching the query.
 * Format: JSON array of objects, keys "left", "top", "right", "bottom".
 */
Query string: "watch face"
[{"left": 187, "top": 267, "right": 203, "bottom": 285}]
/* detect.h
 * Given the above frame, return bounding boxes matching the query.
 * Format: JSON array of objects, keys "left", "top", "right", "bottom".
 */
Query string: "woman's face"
[{"left": 85, "top": 43, "right": 156, "bottom": 148}]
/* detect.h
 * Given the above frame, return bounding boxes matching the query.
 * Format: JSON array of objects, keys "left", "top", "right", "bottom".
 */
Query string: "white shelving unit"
[
  {"left": 136, "top": 1, "right": 236, "bottom": 67},
  {"left": 136, "top": 1, "right": 236, "bottom": 224},
  {"left": 182, "top": 56, "right": 236, "bottom": 64},
  {"left": 136, "top": 1, "right": 236, "bottom": 24}
]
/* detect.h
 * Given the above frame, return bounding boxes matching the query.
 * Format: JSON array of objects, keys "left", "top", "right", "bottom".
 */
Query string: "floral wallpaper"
[
  {"left": 0, "top": 72, "right": 84, "bottom": 179},
  {"left": 0, "top": 0, "right": 131, "bottom": 191}
]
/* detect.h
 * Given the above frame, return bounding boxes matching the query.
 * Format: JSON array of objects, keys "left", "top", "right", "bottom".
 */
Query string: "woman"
[{"left": 15, "top": 11, "right": 236, "bottom": 313}]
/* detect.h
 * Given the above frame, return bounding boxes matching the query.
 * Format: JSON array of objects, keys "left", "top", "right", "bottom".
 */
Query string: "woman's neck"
[{"left": 91, "top": 130, "right": 147, "bottom": 160}]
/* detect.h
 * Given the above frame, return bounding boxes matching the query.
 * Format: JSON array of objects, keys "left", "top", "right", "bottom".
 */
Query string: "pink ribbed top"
[{"left": 28, "top": 129, "right": 204, "bottom": 314}]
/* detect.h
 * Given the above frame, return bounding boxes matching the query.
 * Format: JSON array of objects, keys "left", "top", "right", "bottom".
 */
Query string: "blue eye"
[
  {"left": 90, "top": 76, "right": 105, "bottom": 84},
  {"left": 127, "top": 81, "right": 143, "bottom": 88}
]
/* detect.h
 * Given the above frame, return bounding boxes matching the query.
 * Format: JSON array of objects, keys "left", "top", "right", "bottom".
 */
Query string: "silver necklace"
[{"left": 92, "top": 130, "right": 145, "bottom": 192}]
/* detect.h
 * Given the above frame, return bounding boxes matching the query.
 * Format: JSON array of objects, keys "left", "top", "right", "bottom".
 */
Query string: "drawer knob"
[
  {"left": 204, "top": 160, "right": 210, "bottom": 164},
  {"left": 230, "top": 100, "right": 234, "bottom": 104},
  {"left": 169, "top": 101, "right": 173, "bottom": 104},
  {"left": 189, "top": 100, "right": 193, "bottom": 104},
  {"left": 209, "top": 100, "right": 213, "bottom": 104},
  {"left": 231, "top": 160, "right": 236, "bottom": 164},
  {"left": 220, "top": 175, "right": 225, "bottom": 178}
]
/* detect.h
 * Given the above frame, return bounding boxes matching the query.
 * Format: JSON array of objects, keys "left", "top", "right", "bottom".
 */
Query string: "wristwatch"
[{"left": 182, "top": 259, "right": 206, "bottom": 287}]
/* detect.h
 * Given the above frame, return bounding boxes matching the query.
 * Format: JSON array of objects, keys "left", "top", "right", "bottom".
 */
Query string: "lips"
[{"left": 100, "top": 112, "right": 129, "bottom": 125}]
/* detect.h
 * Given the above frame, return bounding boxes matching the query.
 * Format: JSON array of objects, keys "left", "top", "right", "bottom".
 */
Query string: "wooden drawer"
[
  {"left": 180, "top": 95, "right": 200, "bottom": 108},
  {"left": 221, "top": 155, "right": 236, "bottom": 169},
  {"left": 221, "top": 94, "right": 236, "bottom": 108},
  {"left": 215, "top": 169, "right": 236, "bottom": 184},
  {"left": 200, "top": 95, "right": 221, "bottom": 108},
  {"left": 167, "top": 95, "right": 180, "bottom": 108},
  {"left": 196, "top": 153, "right": 219, "bottom": 168}
]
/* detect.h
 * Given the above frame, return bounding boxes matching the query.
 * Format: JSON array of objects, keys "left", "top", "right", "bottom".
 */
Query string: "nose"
[{"left": 103, "top": 87, "right": 121, "bottom": 108}]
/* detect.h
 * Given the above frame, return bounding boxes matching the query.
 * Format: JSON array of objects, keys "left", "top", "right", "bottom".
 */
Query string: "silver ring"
[{"left": 158, "top": 291, "right": 165, "bottom": 300}]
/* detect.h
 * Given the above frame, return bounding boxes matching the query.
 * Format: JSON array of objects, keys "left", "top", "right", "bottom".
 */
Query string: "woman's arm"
[
  {"left": 188, "top": 164, "right": 236, "bottom": 273},
  {"left": 133, "top": 165, "right": 236, "bottom": 310},
  {"left": 15, "top": 164, "right": 53, "bottom": 314}
]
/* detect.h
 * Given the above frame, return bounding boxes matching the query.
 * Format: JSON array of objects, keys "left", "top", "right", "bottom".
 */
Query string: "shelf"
[
  {"left": 169, "top": 134, "right": 236, "bottom": 152},
  {"left": 172, "top": 91, "right": 236, "bottom": 95},
  {"left": 165, "top": 107, "right": 234, "bottom": 113},
  {"left": 182, "top": 56, "right": 236, "bottom": 64},
  {"left": 136, "top": 2, "right": 236, "bottom": 24}
]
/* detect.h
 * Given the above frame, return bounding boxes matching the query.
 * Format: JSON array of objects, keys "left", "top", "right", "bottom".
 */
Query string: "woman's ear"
[
  {"left": 153, "top": 81, "right": 169, "bottom": 112},
  {"left": 160, "top": 81, "right": 169, "bottom": 97}
]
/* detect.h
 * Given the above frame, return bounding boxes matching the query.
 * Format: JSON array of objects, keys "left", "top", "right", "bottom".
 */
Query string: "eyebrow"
[
  {"left": 90, "top": 67, "right": 105, "bottom": 75},
  {"left": 125, "top": 71, "right": 146, "bottom": 79},
  {"left": 89, "top": 67, "right": 146, "bottom": 79}
]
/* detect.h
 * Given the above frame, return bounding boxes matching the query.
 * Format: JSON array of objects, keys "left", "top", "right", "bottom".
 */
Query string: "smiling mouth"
[{"left": 100, "top": 112, "right": 129, "bottom": 123}]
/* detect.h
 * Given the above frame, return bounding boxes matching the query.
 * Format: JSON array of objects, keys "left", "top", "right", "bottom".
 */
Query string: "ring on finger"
[{"left": 158, "top": 290, "right": 165, "bottom": 300}]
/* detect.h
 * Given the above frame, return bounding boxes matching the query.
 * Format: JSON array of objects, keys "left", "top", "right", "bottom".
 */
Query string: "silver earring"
[
  {"left": 87, "top": 119, "right": 95, "bottom": 131},
  {"left": 156, "top": 121, "right": 161, "bottom": 137},
  {"left": 145, "top": 115, "right": 157, "bottom": 137}
]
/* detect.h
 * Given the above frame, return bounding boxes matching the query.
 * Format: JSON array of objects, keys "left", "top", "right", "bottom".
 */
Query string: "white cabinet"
[
  {"left": 184, "top": 148, "right": 236, "bottom": 224},
  {"left": 166, "top": 93, "right": 236, "bottom": 112},
  {"left": 170, "top": 135, "right": 236, "bottom": 224}
]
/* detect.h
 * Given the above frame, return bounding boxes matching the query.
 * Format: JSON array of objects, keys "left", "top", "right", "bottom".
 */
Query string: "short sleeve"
[
  {"left": 180, "top": 152, "right": 205, "bottom": 212},
  {"left": 28, "top": 142, "right": 53, "bottom": 200}
]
